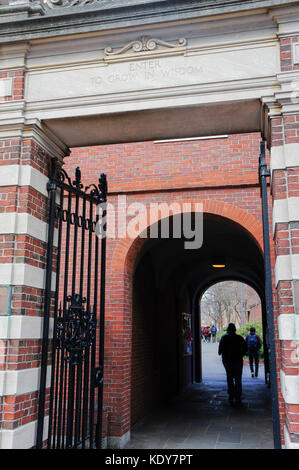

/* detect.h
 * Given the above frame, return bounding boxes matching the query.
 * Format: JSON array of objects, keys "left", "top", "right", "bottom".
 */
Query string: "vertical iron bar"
[
  {"left": 36, "top": 158, "right": 58, "bottom": 449},
  {"left": 56, "top": 302, "right": 65, "bottom": 449},
  {"left": 48, "top": 186, "right": 64, "bottom": 449},
  {"left": 66, "top": 359, "right": 75, "bottom": 448},
  {"left": 80, "top": 198, "right": 89, "bottom": 448},
  {"left": 89, "top": 306, "right": 96, "bottom": 448},
  {"left": 79, "top": 198, "right": 86, "bottom": 297},
  {"left": 87, "top": 200, "right": 95, "bottom": 447},
  {"left": 95, "top": 202, "right": 107, "bottom": 449},
  {"left": 86, "top": 200, "right": 93, "bottom": 310},
  {"left": 71, "top": 187, "right": 80, "bottom": 448},
  {"left": 71, "top": 191, "right": 80, "bottom": 296},
  {"left": 74, "top": 358, "right": 82, "bottom": 448},
  {"left": 81, "top": 347, "right": 90, "bottom": 448},
  {"left": 259, "top": 140, "right": 281, "bottom": 449},
  {"left": 61, "top": 355, "right": 68, "bottom": 449},
  {"left": 60, "top": 188, "right": 72, "bottom": 449}
]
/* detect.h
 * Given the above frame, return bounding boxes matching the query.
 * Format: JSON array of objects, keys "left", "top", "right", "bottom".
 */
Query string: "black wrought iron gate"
[{"left": 36, "top": 159, "right": 107, "bottom": 449}]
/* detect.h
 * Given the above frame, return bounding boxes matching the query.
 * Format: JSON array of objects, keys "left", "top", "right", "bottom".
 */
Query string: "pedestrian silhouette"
[
  {"left": 218, "top": 323, "right": 247, "bottom": 404},
  {"left": 211, "top": 325, "right": 217, "bottom": 343},
  {"left": 246, "top": 326, "right": 262, "bottom": 378}
]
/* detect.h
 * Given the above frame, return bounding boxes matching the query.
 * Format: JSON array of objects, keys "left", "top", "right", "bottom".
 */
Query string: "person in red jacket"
[
  {"left": 203, "top": 326, "right": 211, "bottom": 343},
  {"left": 246, "top": 326, "right": 263, "bottom": 378}
]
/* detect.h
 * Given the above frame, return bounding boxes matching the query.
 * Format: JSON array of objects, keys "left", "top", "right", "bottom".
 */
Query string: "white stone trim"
[
  {"left": 0, "top": 79, "right": 13, "bottom": 98},
  {"left": 0, "top": 212, "right": 58, "bottom": 246},
  {"left": 0, "top": 316, "right": 54, "bottom": 340},
  {"left": 0, "top": 366, "right": 51, "bottom": 396},
  {"left": 280, "top": 370, "right": 299, "bottom": 405},
  {"left": 284, "top": 425, "right": 299, "bottom": 449},
  {"left": 271, "top": 143, "right": 299, "bottom": 173},
  {"left": 275, "top": 254, "right": 299, "bottom": 286},
  {"left": 0, "top": 263, "right": 56, "bottom": 290},
  {"left": 278, "top": 314, "right": 296, "bottom": 341},
  {"left": 272, "top": 197, "right": 299, "bottom": 234},
  {"left": 0, "top": 164, "right": 48, "bottom": 197},
  {"left": 0, "top": 417, "right": 49, "bottom": 449}
]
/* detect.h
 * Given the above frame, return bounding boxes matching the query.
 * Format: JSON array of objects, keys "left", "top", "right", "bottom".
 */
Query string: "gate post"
[
  {"left": 269, "top": 108, "right": 299, "bottom": 448},
  {"left": 36, "top": 158, "right": 58, "bottom": 449},
  {"left": 264, "top": 91, "right": 299, "bottom": 448},
  {"left": 0, "top": 123, "right": 68, "bottom": 448},
  {"left": 259, "top": 141, "right": 281, "bottom": 449}
]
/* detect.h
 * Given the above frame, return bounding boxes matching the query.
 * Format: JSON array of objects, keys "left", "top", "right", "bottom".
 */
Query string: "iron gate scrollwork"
[{"left": 36, "top": 159, "right": 107, "bottom": 449}]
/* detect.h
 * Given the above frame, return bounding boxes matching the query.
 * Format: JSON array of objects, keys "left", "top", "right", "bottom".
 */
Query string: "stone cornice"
[{"left": 0, "top": 0, "right": 298, "bottom": 43}]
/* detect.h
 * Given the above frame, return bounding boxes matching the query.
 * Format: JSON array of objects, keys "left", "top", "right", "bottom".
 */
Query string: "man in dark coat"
[{"left": 218, "top": 323, "right": 247, "bottom": 404}]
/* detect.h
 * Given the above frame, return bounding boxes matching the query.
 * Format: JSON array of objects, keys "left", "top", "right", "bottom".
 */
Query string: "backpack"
[
  {"left": 211, "top": 326, "right": 217, "bottom": 334},
  {"left": 247, "top": 334, "right": 258, "bottom": 351}
]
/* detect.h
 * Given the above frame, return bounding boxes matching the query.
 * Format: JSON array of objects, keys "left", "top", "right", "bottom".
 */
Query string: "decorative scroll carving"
[{"left": 104, "top": 36, "right": 187, "bottom": 56}]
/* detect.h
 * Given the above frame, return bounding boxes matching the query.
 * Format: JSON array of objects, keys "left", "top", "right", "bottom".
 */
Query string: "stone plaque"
[
  {"left": 0, "top": 286, "right": 9, "bottom": 315},
  {"left": 26, "top": 44, "right": 279, "bottom": 102}
]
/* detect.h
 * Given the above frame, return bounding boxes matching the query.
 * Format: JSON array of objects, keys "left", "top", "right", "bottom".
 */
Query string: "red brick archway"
[{"left": 104, "top": 199, "right": 264, "bottom": 442}]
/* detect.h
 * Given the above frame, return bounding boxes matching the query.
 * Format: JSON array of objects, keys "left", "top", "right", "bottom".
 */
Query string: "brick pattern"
[
  {"left": 0, "top": 234, "right": 14, "bottom": 264},
  {"left": 0, "top": 138, "right": 52, "bottom": 436},
  {"left": 2, "top": 392, "right": 39, "bottom": 430},
  {"left": 0, "top": 340, "right": 8, "bottom": 371},
  {"left": 284, "top": 116, "right": 299, "bottom": 145},
  {"left": 271, "top": 116, "right": 299, "bottom": 148},
  {"left": 69, "top": 133, "right": 261, "bottom": 194},
  {"left": 0, "top": 128, "right": 292, "bottom": 446},
  {"left": 270, "top": 111, "right": 299, "bottom": 445},
  {"left": 14, "top": 235, "right": 48, "bottom": 270},
  {"left": 286, "top": 404, "right": 299, "bottom": 440},
  {"left": 5, "top": 340, "right": 42, "bottom": 371},
  {"left": 280, "top": 37, "right": 299, "bottom": 72},
  {"left": 277, "top": 281, "right": 295, "bottom": 315},
  {"left": 0, "top": 139, "right": 22, "bottom": 165},
  {"left": 0, "top": 70, "right": 24, "bottom": 102},
  {"left": 10, "top": 286, "right": 45, "bottom": 317},
  {"left": 274, "top": 222, "right": 299, "bottom": 257},
  {"left": 281, "top": 340, "right": 299, "bottom": 376},
  {"left": 66, "top": 133, "right": 278, "bottom": 441}
]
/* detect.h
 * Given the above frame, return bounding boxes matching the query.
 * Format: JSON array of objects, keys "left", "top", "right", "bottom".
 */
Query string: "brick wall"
[
  {"left": 65, "top": 132, "right": 276, "bottom": 440},
  {"left": 280, "top": 37, "right": 299, "bottom": 72}
]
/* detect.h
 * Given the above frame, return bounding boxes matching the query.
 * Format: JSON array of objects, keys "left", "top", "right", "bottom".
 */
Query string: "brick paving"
[{"left": 124, "top": 342, "right": 274, "bottom": 449}]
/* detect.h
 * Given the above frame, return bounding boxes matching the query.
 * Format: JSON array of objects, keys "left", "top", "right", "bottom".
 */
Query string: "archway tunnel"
[{"left": 130, "top": 211, "right": 269, "bottom": 427}]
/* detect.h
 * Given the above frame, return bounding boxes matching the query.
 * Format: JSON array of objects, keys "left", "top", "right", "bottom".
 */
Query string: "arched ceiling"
[{"left": 134, "top": 213, "right": 264, "bottom": 298}]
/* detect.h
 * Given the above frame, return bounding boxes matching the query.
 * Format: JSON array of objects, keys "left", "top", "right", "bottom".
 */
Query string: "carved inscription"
[{"left": 91, "top": 59, "right": 203, "bottom": 87}]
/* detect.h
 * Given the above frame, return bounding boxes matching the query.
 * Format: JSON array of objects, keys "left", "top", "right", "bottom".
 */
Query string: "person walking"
[
  {"left": 218, "top": 323, "right": 247, "bottom": 404},
  {"left": 203, "top": 326, "right": 211, "bottom": 343},
  {"left": 211, "top": 325, "right": 217, "bottom": 343},
  {"left": 246, "top": 326, "right": 263, "bottom": 378}
]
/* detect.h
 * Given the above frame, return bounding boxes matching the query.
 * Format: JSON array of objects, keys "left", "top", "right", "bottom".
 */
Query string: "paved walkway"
[{"left": 124, "top": 342, "right": 274, "bottom": 449}]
